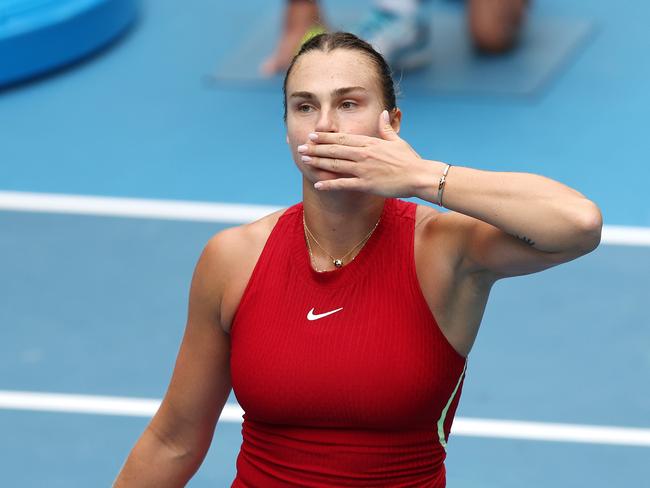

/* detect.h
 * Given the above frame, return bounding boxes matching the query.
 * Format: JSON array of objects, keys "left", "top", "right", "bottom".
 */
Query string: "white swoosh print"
[{"left": 307, "top": 307, "right": 344, "bottom": 321}]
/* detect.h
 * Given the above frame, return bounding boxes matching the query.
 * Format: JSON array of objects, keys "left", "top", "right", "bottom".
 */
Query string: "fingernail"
[
  {"left": 301, "top": 155, "right": 312, "bottom": 162},
  {"left": 308, "top": 133, "right": 318, "bottom": 141},
  {"left": 297, "top": 144, "right": 308, "bottom": 153},
  {"left": 382, "top": 110, "right": 390, "bottom": 124}
]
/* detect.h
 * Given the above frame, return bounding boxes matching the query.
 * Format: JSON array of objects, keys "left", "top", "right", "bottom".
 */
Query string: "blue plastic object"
[{"left": 0, "top": 0, "right": 138, "bottom": 88}]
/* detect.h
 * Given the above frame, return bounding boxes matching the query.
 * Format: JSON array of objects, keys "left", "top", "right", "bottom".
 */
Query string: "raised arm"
[
  {"left": 414, "top": 164, "right": 603, "bottom": 282},
  {"left": 299, "top": 111, "right": 603, "bottom": 283},
  {"left": 113, "top": 229, "right": 237, "bottom": 487}
]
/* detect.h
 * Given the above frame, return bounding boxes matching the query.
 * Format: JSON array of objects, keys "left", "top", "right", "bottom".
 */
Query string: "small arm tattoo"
[{"left": 515, "top": 234, "right": 536, "bottom": 246}]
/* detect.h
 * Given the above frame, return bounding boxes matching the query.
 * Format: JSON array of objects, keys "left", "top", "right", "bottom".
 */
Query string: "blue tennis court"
[{"left": 1, "top": 0, "right": 649, "bottom": 486}]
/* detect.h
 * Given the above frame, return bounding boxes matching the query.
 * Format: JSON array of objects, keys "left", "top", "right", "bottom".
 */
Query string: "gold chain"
[
  {"left": 303, "top": 225, "right": 327, "bottom": 272},
  {"left": 302, "top": 210, "right": 381, "bottom": 271}
]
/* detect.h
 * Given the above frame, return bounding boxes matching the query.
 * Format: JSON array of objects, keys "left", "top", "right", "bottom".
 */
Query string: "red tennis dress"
[{"left": 229, "top": 197, "right": 468, "bottom": 487}]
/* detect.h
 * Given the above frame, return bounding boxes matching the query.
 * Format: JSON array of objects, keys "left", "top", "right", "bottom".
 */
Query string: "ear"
[{"left": 391, "top": 108, "right": 402, "bottom": 134}]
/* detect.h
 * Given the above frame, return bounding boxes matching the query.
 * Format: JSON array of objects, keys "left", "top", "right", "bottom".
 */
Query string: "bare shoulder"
[
  {"left": 207, "top": 207, "right": 289, "bottom": 333},
  {"left": 413, "top": 204, "right": 465, "bottom": 282},
  {"left": 414, "top": 205, "right": 462, "bottom": 263},
  {"left": 205, "top": 207, "right": 288, "bottom": 262}
]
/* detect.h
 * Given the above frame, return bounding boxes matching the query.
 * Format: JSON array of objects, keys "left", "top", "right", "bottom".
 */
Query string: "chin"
[
  {"left": 300, "top": 166, "right": 349, "bottom": 183},
  {"left": 314, "top": 168, "right": 339, "bottom": 178}
]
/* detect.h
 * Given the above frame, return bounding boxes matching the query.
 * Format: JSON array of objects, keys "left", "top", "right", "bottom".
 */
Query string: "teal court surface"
[{"left": 1, "top": 0, "right": 649, "bottom": 486}]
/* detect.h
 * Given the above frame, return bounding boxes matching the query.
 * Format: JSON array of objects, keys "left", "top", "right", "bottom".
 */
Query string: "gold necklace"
[{"left": 302, "top": 210, "right": 381, "bottom": 271}]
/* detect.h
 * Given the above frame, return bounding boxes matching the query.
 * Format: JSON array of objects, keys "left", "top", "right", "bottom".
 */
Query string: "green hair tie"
[{"left": 297, "top": 24, "right": 327, "bottom": 53}]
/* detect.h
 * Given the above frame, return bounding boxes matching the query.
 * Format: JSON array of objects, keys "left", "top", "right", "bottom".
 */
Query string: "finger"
[
  {"left": 309, "top": 132, "right": 374, "bottom": 147},
  {"left": 379, "top": 110, "right": 399, "bottom": 141},
  {"left": 300, "top": 143, "right": 361, "bottom": 162},
  {"left": 314, "top": 177, "right": 365, "bottom": 192},
  {"left": 302, "top": 156, "right": 359, "bottom": 175}
]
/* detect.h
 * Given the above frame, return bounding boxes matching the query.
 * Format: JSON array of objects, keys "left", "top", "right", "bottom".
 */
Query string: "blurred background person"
[{"left": 261, "top": 0, "right": 529, "bottom": 76}]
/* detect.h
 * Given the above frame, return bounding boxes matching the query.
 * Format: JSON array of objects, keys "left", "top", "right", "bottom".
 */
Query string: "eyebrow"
[{"left": 289, "top": 86, "right": 369, "bottom": 100}]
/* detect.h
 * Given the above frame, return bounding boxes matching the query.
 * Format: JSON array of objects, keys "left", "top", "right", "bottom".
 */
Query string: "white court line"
[
  {"left": 0, "top": 190, "right": 649, "bottom": 246},
  {"left": 0, "top": 191, "right": 283, "bottom": 224},
  {"left": 1, "top": 390, "right": 649, "bottom": 447}
]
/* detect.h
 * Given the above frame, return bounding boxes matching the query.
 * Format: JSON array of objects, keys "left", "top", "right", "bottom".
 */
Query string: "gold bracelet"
[{"left": 437, "top": 163, "right": 451, "bottom": 208}]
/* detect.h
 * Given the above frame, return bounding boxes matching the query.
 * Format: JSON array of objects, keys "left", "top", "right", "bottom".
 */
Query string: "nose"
[{"left": 314, "top": 107, "right": 338, "bottom": 133}]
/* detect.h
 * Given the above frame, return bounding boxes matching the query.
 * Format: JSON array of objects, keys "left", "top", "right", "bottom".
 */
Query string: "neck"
[{"left": 302, "top": 177, "right": 386, "bottom": 260}]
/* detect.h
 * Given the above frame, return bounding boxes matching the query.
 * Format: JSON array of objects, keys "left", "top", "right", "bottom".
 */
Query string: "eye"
[
  {"left": 297, "top": 104, "right": 314, "bottom": 113},
  {"left": 340, "top": 101, "right": 357, "bottom": 109}
]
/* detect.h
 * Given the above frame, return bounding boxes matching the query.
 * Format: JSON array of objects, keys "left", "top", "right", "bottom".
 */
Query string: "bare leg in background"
[
  {"left": 260, "top": 0, "right": 325, "bottom": 76},
  {"left": 468, "top": 0, "right": 528, "bottom": 54}
]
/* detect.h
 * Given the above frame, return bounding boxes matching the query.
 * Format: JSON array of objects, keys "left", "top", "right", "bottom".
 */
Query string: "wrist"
[{"left": 412, "top": 160, "right": 449, "bottom": 206}]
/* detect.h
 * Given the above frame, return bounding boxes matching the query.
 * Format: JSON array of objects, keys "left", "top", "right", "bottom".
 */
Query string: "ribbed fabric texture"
[{"left": 229, "top": 197, "right": 468, "bottom": 487}]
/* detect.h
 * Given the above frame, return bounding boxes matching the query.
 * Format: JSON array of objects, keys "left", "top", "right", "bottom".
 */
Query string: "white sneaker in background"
[{"left": 351, "top": 8, "right": 433, "bottom": 71}]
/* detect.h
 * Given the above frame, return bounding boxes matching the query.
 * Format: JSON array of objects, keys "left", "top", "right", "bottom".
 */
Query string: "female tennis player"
[{"left": 113, "top": 32, "right": 602, "bottom": 487}]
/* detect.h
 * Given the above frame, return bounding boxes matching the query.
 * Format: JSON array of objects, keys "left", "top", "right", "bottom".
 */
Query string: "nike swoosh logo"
[{"left": 307, "top": 307, "right": 344, "bottom": 321}]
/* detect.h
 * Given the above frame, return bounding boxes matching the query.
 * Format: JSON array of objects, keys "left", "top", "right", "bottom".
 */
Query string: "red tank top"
[{"left": 229, "top": 197, "right": 468, "bottom": 487}]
